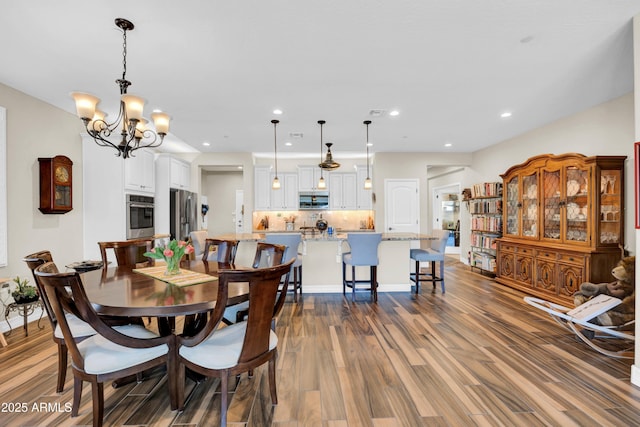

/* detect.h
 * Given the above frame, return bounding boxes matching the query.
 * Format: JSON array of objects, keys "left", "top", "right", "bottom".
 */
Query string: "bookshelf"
[{"left": 469, "top": 182, "right": 502, "bottom": 276}]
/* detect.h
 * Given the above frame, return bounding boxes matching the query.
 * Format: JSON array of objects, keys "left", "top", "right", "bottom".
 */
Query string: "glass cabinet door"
[
  {"left": 542, "top": 169, "right": 561, "bottom": 240},
  {"left": 521, "top": 172, "right": 538, "bottom": 238},
  {"left": 565, "top": 166, "right": 589, "bottom": 243},
  {"left": 505, "top": 176, "right": 519, "bottom": 235},
  {"left": 599, "top": 169, "right": 621, "bottom": 245}
]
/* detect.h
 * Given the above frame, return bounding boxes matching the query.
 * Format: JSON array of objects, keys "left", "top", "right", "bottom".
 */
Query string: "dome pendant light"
[
  {"left": 271, "top": 119, "right": 281, "bottom": 189},
  {"left": 317, "top": 120, "right": 327, "bottom": 189},
  {"left": 363, "top": 120, "right": 372, "bottom": 190}
]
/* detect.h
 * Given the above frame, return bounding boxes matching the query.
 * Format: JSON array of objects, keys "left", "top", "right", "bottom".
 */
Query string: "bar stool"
[
  {"left": 342, "top": 233, "right": 382, "bottom": 302},
  {"left": 410, "top": 230, "right": 450, "bottom": 294},
  {"left": 265, "top": 233, "right": 303, "bottom": 301}
]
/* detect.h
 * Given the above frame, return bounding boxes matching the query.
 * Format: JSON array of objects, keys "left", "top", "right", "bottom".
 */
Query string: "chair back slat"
[
  {"left": 202, "top": 239, "right": 239, "bottom": 263},
  {"left": 23, "top": 251, "right": 56, "bottom": 325},
  {"left": 98, "top": 239, "right": 154, "bottom": 267},
  {"left": 252, "top": 242, "right": 287, "bottom": 268}
]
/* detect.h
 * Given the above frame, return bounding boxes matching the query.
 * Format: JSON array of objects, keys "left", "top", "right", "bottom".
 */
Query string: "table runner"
[{"left": 133, "top": 266, "right": 217, "bottom": 287}]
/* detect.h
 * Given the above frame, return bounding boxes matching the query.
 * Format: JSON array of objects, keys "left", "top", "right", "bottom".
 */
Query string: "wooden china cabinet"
[{"left": 495, "top": 153, "right": 626, "bottom": 305}]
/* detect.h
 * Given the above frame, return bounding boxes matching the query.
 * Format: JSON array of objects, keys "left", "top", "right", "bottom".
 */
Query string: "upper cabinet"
[
  {"left": 329, "top": 173, "right": 357, "bottom": 210},
  {"left": 156, "top": 155, "right": 191, "bottom": 191},
  {"left": 254, "top": 166, "right": 271, "bottom": 210},
  {"left": 124, "top": 149, "right": 155, "bottom": 194},
  {"left": 270, "top": 172, "right": 298, "bottom": 210},
  {"left": 355, "top": 165, "right": 373, "bottom": 210},
  {"left": 169, "top": 157, "right": 191, "bottom": 190},
  {"left": 298, "top": 166, "right": 325, "bottom": 192},
  {"left": 496, "top": 153, "right": 626, "bottom": 305}
]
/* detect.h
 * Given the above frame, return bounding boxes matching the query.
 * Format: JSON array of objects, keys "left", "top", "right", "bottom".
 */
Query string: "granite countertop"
[{"left": 213, "top": 232, "right": 436, "bottom": 242}]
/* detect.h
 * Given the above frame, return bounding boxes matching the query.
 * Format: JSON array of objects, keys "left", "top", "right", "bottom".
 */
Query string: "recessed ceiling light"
[
  {"left": 500, "top": 112, "right": 512, "bottom": 118},
  {"left": 389, "top": 110, "right": 400, "bottom": 116},
  {"left": 273, "top": 109, "right": 283, "bottom": 115},
  {"left": 202, "top": 141, "right": 211, "bottom": 146},
  {"left": 285, "top": 142, "right": 292, "bottom": 146},
  {"left": 444, "top": 143, "right": 452, "bottom": 147},
  {"left": 366, "top": 142, "right": 373, "bottom": 147}
]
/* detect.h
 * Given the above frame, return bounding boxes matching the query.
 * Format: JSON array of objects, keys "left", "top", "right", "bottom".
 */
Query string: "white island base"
[{"left": 224, "top": 233, "right": 434, "bottom": 295}]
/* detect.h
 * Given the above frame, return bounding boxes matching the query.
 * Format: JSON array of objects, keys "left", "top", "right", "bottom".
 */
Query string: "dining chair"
[
  {"left": 223, "top": 242, "right": 287, "bottom": 324},
  {"left": 98, "top": 238, "right": 155, "bottom": 268},
  {"left": 409, "top": 229, "right": 450, "bottom": 293},
  {"left": 264, "top": 233, "right": 303, "bottom": 301},
  {"left": 23, "top": 251, "right": 96, "bottom": 394},
  {"left": 175, "top": 258, "right": 295, "bottom": 426},
  {"left": 202, "top": 238, "right": 239, "bottom": 264},
  {"left": 35, "top": 261, "right": 173, "bottom": 427},
  {"left": 342, "top": 233, "right": 383, "bottom": 302},
  {"left": 188, "top": 230, "right": 208, "bottom": 259}
]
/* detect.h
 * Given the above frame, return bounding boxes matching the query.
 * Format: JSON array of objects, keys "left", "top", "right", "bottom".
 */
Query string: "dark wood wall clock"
[{"left": 38, "top": 155, "right": 73, "bottom": 214}]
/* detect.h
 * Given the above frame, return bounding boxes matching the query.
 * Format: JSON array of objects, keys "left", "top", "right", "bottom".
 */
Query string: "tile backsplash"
[{"left": 253, "top": 210, "right": 375, "bottom": 232}]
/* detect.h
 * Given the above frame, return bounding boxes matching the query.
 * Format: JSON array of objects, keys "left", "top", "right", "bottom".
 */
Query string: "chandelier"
[{"left": 71, "top": 18, "right": 171, "bottom": 159}]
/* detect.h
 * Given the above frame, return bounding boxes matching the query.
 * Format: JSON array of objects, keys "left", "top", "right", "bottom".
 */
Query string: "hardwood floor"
[{"left": 1, "top": 258, "right": 639, "bottom": 426}]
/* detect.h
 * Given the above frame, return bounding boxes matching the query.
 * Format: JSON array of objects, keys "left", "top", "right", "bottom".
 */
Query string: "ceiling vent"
[
  {"left": 368, "top": 109, "right": 387, "bottom": 117},
  {"left": 289, "top": 132, "right": 304, "bottom": 139}
]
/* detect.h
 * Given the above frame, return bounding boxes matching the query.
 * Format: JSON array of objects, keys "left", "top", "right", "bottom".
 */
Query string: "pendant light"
[
  {"left": 271, "top": 119, "right": 281, "bottom": 189},
  {"left": 317, "top": 120, "right": 327, "bottom": 189},
  {"left": 363, "top": 120, "right": 372, "bottom": 189}
]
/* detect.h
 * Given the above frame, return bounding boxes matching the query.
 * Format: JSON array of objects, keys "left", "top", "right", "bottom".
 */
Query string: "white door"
[
  {"left": 384, "top": 179, "right": 419, "bottom": 233},
  {"left": 235, "top": 190, "right": 244, "bottom": 233}
]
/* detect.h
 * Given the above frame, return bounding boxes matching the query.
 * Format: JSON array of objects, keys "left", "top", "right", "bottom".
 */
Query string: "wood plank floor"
[{"left": 1, "top": 258, "right": 639, "bottom": 426}]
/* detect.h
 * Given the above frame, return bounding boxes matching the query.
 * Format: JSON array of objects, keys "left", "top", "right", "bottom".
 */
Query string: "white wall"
[{"left": 0, "top": 83, "right": 85, "bottom": 281}]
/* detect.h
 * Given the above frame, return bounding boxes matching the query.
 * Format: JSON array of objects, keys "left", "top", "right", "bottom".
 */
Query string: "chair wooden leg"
[
  {"left": 298, "top": 266, "right": 302, "bottom": 295},
  {"left": 440, "top": 260, "right": 445, "bottom": 293},
  {"left": 221, "top": 373, "right": 229, "bottom": 427},
  {"left": 351, "top": 266, "right": 356, "bottom": 302},
  {"left": 177, "top": 362, "right": 186, "bottom": 411},
  {"left": 293, "top": 268, "right": 299, "bottom": 302},
  {"left": 56, "top": 342, "right": 67, "bottom": 393},
  {"left": 91, "top": 381, "right": 104, "bottom": 427},
  {"left": 72, "top": 376, "right": 82, "bottom": 416},
  {"left": 431, "top": 261, "right": 437, "bottom": 291},
  {"left": 342, "top": 262, "right": 347, "bottom": 295},
  {"left": 371, "top": 266, "right": 378, "bottom": 302},
  {"left": 414, "top": 260, "right": 421, "bottom": 293},
  {"left": 269, "top": 355, "right": 277, "bottom": 404}
]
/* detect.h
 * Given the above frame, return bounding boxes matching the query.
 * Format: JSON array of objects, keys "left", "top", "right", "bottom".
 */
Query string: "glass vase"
[{"left": 164, "top": 258, "right": 181, "bottom": 276}]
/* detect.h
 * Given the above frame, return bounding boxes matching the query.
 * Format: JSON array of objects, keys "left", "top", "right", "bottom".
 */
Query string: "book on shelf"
[{"left": 471, "top": 182, "right": 503, "bottom": 199}]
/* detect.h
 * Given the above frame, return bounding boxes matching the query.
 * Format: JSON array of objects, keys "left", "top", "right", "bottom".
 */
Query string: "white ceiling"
[{"left": 1, "top": 1, "right": 639, "bottom": 158}]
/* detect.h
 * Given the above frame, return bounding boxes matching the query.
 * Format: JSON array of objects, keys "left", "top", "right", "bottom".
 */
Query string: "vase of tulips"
[{"left": 144, "top": 239, "right": 195, "bottom": 276}]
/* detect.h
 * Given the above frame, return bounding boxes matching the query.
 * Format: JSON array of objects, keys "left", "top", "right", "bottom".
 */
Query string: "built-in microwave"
[
  {"left": 126, "top": 194, "right": 155, "bottom": 239},
  {"left": 299, "top": 192, "right": 329, "bottom": 210}
]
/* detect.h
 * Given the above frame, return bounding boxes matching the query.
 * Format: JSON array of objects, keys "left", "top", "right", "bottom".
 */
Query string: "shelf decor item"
[{"left": 144, "top": 239, "right": 195, "bottom": 276}]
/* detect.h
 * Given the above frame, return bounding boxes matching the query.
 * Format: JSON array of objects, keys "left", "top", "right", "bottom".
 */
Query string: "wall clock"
[{"left": 38, "top": 155, "right": 73, "bottom": 214}]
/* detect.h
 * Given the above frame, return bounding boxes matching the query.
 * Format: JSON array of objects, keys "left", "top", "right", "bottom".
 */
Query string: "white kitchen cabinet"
[
  {"left": 356, "top": 165, "right": 373, "bottom": 210},
  {"left": 270, "top": 173, "right": 298, "bottom": 210},
  {"left": 298, "top": 165, "right": 325, "bottom": 191},
  {"left": 329, "top": 173, "right": 357, "bottom": 210},
  {"left": 169, "top": 157, "right": 191, "bottom": 190},
  {"left": 254, "top": 166, "right": 272, "bottom": 210},
  {"left": 124, "top": 149, "right": 156, "bottom": 194}
]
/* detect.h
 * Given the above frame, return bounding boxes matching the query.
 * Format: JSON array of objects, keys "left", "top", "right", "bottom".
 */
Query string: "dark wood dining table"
[{"left": 78, "top": 259, "right": 248, "bottom": 327}]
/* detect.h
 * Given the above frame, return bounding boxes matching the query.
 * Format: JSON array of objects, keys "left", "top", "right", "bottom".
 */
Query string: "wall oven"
[{"left": 126, "top": 194, "right": 155, "bottom": 239}]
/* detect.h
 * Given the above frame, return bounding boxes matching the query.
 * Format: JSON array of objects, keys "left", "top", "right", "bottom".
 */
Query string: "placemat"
[{"left": 133, "top": 266, "right": 217, "bottom": 287}]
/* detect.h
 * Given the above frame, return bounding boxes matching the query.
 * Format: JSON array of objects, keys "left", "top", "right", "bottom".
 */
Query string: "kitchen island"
[{"left": 212, "top": 232, "right": 436, "bottom": 294}]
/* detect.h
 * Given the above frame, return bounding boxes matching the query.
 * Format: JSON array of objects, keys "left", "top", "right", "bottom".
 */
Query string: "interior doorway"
[{"left": 432, "top": 183, "right": 461, "bottom": 254}]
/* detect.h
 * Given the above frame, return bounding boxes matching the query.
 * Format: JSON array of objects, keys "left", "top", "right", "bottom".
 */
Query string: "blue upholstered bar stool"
[
  {"left": 265, "top": 233, "right": 303, "bottom": 301},
  {"left": 409, "top": 230, "right": 450, "bottom": 293},
  {"left": 342, "top": 233, "right": 383, "bottom": 302}
]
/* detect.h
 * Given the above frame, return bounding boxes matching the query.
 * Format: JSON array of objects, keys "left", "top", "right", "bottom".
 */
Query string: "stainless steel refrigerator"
[{"left": 170, "top": 189, "right": 198, "bottom": 241}]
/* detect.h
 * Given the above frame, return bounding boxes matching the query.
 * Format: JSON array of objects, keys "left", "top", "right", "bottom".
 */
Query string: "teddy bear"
[{"left": 573, "top": 256, "right": 635, "bottom": 326}]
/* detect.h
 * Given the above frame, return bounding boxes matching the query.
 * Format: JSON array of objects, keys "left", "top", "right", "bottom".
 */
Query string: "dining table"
[{"left": 78, "top": 259, "right": 249, "bottom": 335}]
